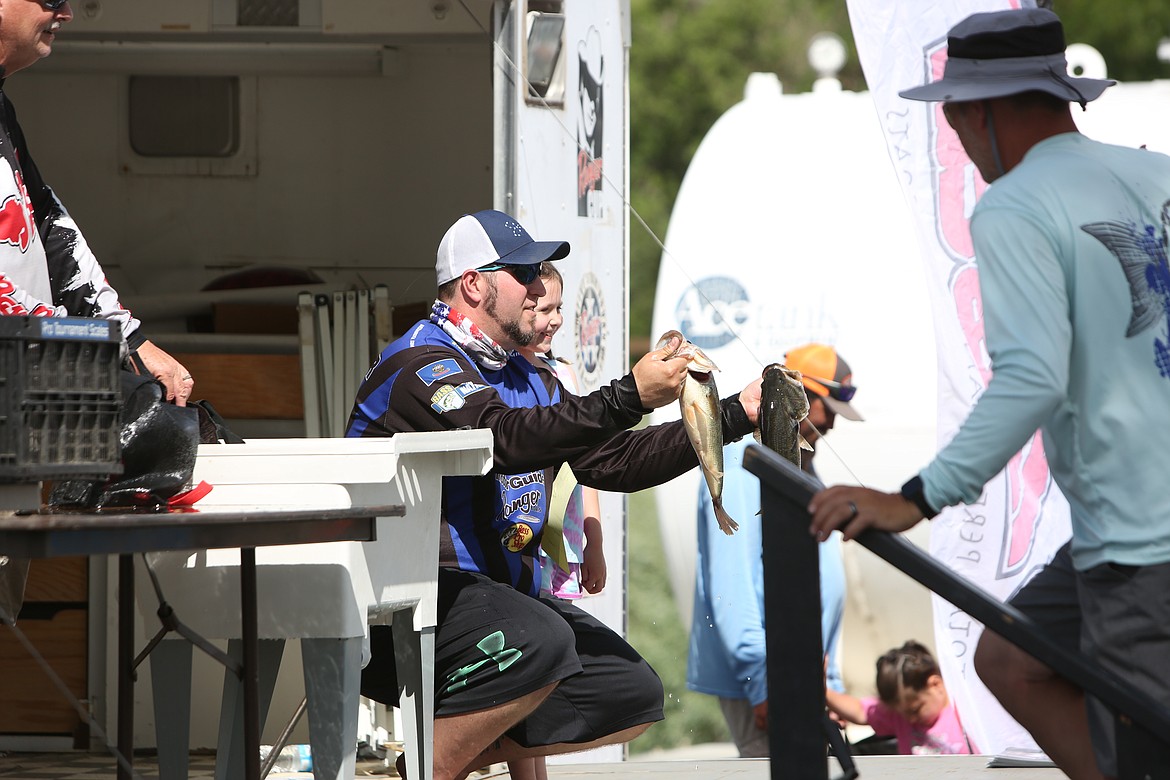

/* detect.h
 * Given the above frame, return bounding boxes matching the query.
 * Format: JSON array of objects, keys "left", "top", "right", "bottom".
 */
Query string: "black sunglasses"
[
  {"left": 41, "top": 0, "right": 70, "bottom": 9},
  {"left": 805, "top": 374, "right": 857, "bottom": 403},
  {"left": 476, "top": 262, "right": 542, "bottom": 285}
]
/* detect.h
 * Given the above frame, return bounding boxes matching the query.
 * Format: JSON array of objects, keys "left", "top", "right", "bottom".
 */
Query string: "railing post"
[{"left": 760, "top": 479, "right": 828, "bottom": 779}]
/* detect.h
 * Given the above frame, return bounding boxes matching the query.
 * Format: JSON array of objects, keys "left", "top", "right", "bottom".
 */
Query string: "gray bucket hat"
[{"left": 899, "top": 8, "right": 1114, "bottom": 107}]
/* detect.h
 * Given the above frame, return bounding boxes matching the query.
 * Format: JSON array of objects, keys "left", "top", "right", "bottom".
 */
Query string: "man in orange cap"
[{"left": 783, "top": 343, "right": 864, "bottom": 457}]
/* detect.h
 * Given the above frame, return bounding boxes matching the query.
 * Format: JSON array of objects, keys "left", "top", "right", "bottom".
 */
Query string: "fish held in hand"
[
  {"left": 757, "top": 363, "right": 812, "bottom": 467},
  {"left": 656, "top": 330, "right": 737, "bottom": 535}
]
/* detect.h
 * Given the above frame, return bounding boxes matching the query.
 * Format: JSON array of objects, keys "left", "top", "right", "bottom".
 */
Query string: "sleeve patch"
[
  {"left": 430, "top": 385, "right": 465, "bottom": 413},
  {"left": 455, "top": 381, "right": 489, "bottom": 398},
  {"left": 416, "top": 358, "right": 463, "bottom": 385},
  {"left": 430, "top": 381, "right": 490, "bottom": 414}
]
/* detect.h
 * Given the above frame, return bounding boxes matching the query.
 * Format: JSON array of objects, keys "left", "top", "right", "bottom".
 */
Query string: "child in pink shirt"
[{"left": 826, "top": 640, "right": 975, "bottom": 755}]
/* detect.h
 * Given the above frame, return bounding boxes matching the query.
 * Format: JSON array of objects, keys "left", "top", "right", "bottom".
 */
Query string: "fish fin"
[
  {"left": 714, "top": 498, "right": 739, "bottom": 535},
  {"left": 799, "top": 434, "right": 814, "bottom": 452},
  {"left": 699, "top": 454, "right": 724, "bottom": 481},
  {"left": 679, "top": 400, "right": 701, "bottom": 436}
]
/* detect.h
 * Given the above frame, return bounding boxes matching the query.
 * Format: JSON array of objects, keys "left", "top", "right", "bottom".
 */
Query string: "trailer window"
[
  {"left": 526, "top": 3, "right": 565, "bottom": 105},
  {"left": 129, "top": 76, "right": 240, "bottom": 158},
  {"left": 237, "top": 0, "right": 298, "bottom": 27},
  {"left": 121, "top": 75, "right": 257, "bottom": 177}
]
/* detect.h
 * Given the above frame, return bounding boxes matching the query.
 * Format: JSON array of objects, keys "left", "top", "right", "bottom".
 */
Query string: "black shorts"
[
  {"left": 361, "top": 568, "right": 664, "bottom": 748},
  {"left": 1008, "top": 542, "right": 1170, "bottom": 776}
]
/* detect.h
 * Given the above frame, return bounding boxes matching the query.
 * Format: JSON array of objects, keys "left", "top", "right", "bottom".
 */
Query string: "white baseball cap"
[{"left": 435, "top": 210, "right": 570, "bottom": 286}]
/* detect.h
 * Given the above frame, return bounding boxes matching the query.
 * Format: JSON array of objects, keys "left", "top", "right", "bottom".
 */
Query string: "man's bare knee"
[
  {"left": 974, "top": 630, "right": 1009, "bottom": 685},
  {"left": 975, "top": 631, "right": 1055, "bottom": 689}
]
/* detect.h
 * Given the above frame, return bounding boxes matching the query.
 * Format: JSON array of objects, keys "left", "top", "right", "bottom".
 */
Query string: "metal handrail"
[{"left": 744, "top": 442, "right": 1170, "bottom": 779}]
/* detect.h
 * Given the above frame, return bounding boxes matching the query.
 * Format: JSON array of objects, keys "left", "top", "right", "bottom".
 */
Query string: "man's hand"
[
  {"left": 808, "top": 486, "right": 925, "bottom": 542},
  {"left": 737, "top": 376, "right": 763, "bottom": 425},
  {"left": 630, "top": 335, "right": 689, "bottom": 410},
  {"left": 135, "top": 339, "right": 195, "bottom": 406},
  {"left": 752, "top": 700, "right": 768, "bottom": 732}
]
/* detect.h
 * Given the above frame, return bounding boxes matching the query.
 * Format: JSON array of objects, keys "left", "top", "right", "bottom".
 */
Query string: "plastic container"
[
  {"left": 261, "top": 743, "right": 313, "bottom": 773},
  {"left": 0, "top": 316, "right": 123, "bottom": 482}
]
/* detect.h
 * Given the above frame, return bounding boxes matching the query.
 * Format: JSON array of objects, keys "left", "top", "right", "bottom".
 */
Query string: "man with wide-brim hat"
[{"left": 808, "top": 8, "right": 1170, "bottom": 780}]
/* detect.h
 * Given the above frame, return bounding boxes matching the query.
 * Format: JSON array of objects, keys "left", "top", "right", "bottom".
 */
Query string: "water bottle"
[{"left": 261, "top": 744, "right": 313, "bottom": 773}]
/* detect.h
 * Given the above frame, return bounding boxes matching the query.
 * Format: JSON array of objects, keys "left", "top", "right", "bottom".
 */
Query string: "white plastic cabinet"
[{"left": 133, "top": 431, "right": 492, "bottom": 780}]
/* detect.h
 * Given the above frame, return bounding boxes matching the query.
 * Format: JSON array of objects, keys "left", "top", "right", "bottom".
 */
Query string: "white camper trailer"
[{"left": 0, "top": 0, "right": 633, "bottom": 759}]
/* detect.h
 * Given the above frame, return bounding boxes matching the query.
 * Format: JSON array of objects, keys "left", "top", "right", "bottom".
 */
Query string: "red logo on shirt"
[{"left": 0, "top": 169, "right": 35, "bottom": 252}]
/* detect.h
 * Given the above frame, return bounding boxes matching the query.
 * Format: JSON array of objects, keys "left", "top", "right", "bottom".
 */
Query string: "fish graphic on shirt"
[{"left": 1081, "top": 199, "right": 1170, "bottom": 378}]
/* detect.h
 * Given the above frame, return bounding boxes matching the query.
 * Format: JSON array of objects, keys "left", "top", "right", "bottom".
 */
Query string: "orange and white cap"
[{"left": 784, "top": 343, "right": 863, "bottom": 422}]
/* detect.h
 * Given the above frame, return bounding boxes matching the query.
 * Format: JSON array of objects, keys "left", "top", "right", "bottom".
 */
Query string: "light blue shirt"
[
  {"left": 687, "top": 438, "right": 846, "bottom": 705},
  {"left": 922, "top": 133, "right": 1170, "bottom": 570}
]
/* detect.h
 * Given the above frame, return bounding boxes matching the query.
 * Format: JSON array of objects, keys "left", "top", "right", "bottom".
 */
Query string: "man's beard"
[{"left": 484, "top": 275, "right": 535, "bottom": 348}]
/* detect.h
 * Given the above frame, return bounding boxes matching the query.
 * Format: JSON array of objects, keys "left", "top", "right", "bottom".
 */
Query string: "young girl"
[
  {"left": 508, "top": 264, "right": 607, "bottom": 780},
  {"left": 521, "top": 263, "right": 607, "bottom": 599},
  {"left": 825, "top": 640, "right": 975, "bottom": 755}
]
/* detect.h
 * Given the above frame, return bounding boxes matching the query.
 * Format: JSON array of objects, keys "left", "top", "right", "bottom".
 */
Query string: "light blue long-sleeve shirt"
[
  {"left": 687, "top": 438, "right": 846, "bottom": 705},
  {"left": 922, "top": 133, "right": 1170, "bottom": 571}
]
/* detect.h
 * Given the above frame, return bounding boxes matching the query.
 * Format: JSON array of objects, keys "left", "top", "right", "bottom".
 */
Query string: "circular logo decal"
[
  {"left": 575, "top": 272, "right": 607, "bottom": 390},
  {"left": 501, "top": 522, "right": 535, "bottom": 553},
  {"left": 673, "top": 276, "right": 751, "bottom": 350}
]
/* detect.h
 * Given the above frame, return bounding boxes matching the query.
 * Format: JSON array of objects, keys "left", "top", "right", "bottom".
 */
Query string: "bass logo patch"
[{"left": 430, "top": 385, "right": 465, "bottom": 413}]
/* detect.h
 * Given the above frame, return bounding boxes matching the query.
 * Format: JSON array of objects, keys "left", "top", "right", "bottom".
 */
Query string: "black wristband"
[
  {"left": 720, "top": 395, "right": 754, "bottom": 442},
  {"left": 900, "top": 475, "right": 938, "bottom": 519}
]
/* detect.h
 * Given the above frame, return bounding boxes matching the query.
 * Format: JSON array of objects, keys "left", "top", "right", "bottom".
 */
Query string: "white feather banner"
[{"left": 843, "top": 0, "right": 1073, "bottom": 755}]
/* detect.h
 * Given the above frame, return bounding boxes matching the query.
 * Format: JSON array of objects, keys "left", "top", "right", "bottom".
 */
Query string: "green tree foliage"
[
  {"left": 1056, "top": 1, "right": 1170, "bottom": 83},
  {"left": 628, "top": 0, "right": 1170, "bottom": 353}
]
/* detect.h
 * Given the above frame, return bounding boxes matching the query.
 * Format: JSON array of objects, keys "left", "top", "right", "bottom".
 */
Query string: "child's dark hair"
[{"left": 875, "top": 640, "right": 940, "bottom": 704}]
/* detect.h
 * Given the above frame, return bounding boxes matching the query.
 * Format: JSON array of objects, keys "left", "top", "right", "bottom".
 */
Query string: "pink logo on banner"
[{"left": 926, "top": 30, "right": 1053, "bottom": 580}]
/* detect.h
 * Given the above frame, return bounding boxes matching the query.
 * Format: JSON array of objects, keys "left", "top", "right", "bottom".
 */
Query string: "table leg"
[
  {"left": 392, "top": 611, "right": 435, "bottom": 780},
  {"left": 117, "top": 554, "right": 134, "bottom": 780},
  {"left": 241, "top": 548, "right": 260, "bottom": 780}
]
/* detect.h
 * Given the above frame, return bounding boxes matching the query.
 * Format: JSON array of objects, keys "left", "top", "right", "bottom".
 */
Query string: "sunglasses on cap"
[
  {"left": 476, "top": 262, "right": 542, "bottom": 285},
  {"left": 805, "top": 374, "right": 857, "bottom": 403}
]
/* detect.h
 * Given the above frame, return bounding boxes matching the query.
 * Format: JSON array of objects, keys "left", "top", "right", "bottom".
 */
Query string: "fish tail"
[{"left": 713, "top": 497, "right": 739, "bottom": 535}]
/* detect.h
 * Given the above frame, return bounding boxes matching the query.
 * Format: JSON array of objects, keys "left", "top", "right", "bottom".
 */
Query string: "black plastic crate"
[{"left": 0, "top": 316, "right": 123, "bottom": 483}]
